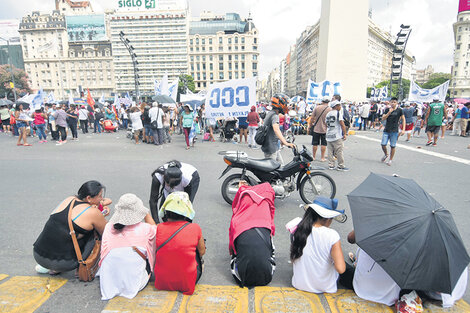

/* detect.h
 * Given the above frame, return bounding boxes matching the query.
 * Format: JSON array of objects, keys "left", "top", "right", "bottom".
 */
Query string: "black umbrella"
[
  {"left": 152, "top": 95, "right": 175, "bottom": 104},
  {"left": 347, "top": 173, "right": 470, "bottom": 294}
]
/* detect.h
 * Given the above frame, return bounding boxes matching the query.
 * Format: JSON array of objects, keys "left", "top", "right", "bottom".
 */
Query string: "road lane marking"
[
  {"left": 0, "top": 276, "right": 67, "bottom": 313},
  {"left": 254, "top": 287, "right": 324, "bottom": 313},
  {"left": 355, "top": 135, "right": 470, "bottom": 165},
  {"left": 102, "top": 285, "right": 177, "bottom": 313},
  {"left": 325, "top": 289, "right": 393, "bottom": 313},
  {"left": 178, "top": 285, "right": 248, "bottom": 313}
]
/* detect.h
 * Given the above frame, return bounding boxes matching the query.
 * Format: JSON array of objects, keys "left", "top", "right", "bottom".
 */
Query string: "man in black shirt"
[{"left": 380, "top": 98, "right": 405, "bottom": 166}]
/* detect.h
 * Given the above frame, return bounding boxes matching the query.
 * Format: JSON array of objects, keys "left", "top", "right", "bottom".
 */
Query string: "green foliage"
[
  {"left": 367, "top": 79, "right": 411, "bottom": 99},
  {"left": 176, "top": 74, "right": 196, "bottom": 102},
  {"left": 0, "top": 64, "right": 32, "bottom": 99},
  {"left": 420, "top": 73, "right": 451, "bottom": 89}
]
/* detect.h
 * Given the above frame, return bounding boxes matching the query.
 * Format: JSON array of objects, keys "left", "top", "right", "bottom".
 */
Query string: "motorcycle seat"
[{"left": 243, "top": 157, "right": 281, "bottom": 171}]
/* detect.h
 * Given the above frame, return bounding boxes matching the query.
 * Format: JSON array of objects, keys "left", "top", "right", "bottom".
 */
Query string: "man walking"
[
  {"left": 308, "top": 97, "right": 331, "bottom": 161},
  {"left": 261, "top": 94, "right": 295, "bottom": 164},
  {"left": 380, "top": 97, "right": 405, "bottom": 166},
  {"left": 326, "top": 100, "right": 348, "bottom": 171},
  {"left": 425, "top": 97, "right": 446, "bottom": 146},
  {"left": 78, "top": 105, "right": 89, "bottom": 134},
  {"left": 149, "top": 102, "right": 164, "bottom": 145}
]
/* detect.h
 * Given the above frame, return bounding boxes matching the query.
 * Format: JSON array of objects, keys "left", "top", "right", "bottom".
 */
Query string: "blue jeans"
[
  {"left": 36, "top": 124, "right": 47, "bottom": 140},
  {"left": 381, "top": 132, "right": 398, "bottom": 148},
  {"left": 94, "top": 120, "right": 101, "bottom": 133},
  {"left": 144, "top": 124, "right": 153, "bottom": 138}
]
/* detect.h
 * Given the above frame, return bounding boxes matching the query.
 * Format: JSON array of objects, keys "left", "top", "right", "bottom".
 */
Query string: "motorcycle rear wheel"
[
  {"left": 299, "top": 172, "right": 336, "bottom": 203},
  {"left": 221, "top": 173, "right": 255, "bottom": 205}
]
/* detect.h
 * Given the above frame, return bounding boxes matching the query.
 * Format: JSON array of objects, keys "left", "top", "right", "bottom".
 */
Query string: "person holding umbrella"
[{"left": 290, "top": 197, "right": 346, "bottom": 294}]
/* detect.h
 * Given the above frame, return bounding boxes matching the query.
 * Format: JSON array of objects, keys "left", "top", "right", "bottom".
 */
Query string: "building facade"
[
  {"left": 450, "top": 1, "right": 470, "bottom": 98},
  {"left": 0, "top": 20, "right": 24, "bottom": 70},
  {"left": 19, "top": 1, "right": 115, "bottom": 98},
  {"left": 267, "top": 0, "right": 415, "bottom": 101},
  {"left": 415, "top": 65, "right": 434, "bottom": 84},
  {"left": 188, "top": 12, "right": 259, "bottom": 91},
  {"left": 109, "top": 0, "right": 189, "bottom": 96}
]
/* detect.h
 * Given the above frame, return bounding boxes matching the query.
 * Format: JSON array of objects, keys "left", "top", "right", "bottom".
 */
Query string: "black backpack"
[{"left": 255, "top": 112, "right": 273, "bottom": 145}]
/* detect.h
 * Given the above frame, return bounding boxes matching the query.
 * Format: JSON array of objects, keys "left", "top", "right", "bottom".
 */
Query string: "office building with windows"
[
  {"left": 109, "top": 0, "right": 189, "bottom": 96},
  {"left": 188, "top": 12, "right": 259, "bottom": 90},
  {"left": 450, "top": 0, "right": 470, "bottom": 98}
]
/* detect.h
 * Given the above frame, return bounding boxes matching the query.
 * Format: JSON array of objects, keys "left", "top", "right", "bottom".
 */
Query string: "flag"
[
  {"left": 159, "top": 73, "right": 169, "bottom": 96},
  {"left": 168, "top": 78, "right": 179, "bottom": 101},
  {"left": 99, "top": 93, "right": 105, "bottom": 104},
  {"left": 154, "top": 78, "right": 161, "bottom": 95},
  {"left": 31, "top": 89, "right": 45, "bottom": 110},
  {"left": 114, "top": 94, "right": 119, "bottom": 108},
  {"left": 69, "top": 94, "right": 75, "bottom": 105},
  {"left": 188, "top": 119, "right": 197, "bottom": 145},
  {"left": 86, "top": 89, "right": 95, "bottom": 109},
  {"left": 47, "top": 92, "right": 55, "bottom": 103}
]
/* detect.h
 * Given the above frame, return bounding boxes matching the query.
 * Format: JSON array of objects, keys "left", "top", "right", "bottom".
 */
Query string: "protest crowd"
[{"left": 8, "top": 87, "right": 464, "bottom": 312}]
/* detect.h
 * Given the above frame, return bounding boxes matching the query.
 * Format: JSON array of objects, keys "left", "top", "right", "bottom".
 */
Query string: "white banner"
[
  {"left": 306, "top": 79, "right": 341, "bottom": 105},
  {"left": 205, "top": 78, "right": 256, "bottom": 119},
  {"left": 370, "top": 86, "right": 388, "bottom": 101},
  {"left": 408, "top": 80, "right": 449, "bottom": 102}
]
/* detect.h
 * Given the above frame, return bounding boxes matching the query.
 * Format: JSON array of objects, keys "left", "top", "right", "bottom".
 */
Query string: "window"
[
  {"left": 235, "top": 63, "right": 238, "bottom": 70},
  {"left": 210, "top": 63, "right": 213, "bottom": 70},
  {"left": 202, "top": 56, "right": 206, "bottom": 61},
  {"left": 241, "top": 72, "right": 245, "bottom": 79},
  {"left": 197, "top": 56, "right": 200, "bottom": 61},
  {"left": 202, "top": 38, "right": 205, "bottom": 45},
  {"left": 456, "top": 62, "right": 459, "bottom": 67},
  {"left": 241, "top": 55, "right": 245, "bottom": 60},
  {"left": 219, "top": 72, "right": 224, "bottom": 79},
  {"left": 190, "top": 39, "right": 193, "bottom": 45},
  {"left": 458, "top": 35, "right": 461, "bottom": 41},
  {"left": 254, "top": 38, "right": 257, "bottom": 44},
  {"left": 457, "top": 44, "right": 461, "bottom": 50},
  {"left": 253, "top": 46, "right": 257, "bottom": 50},
  {"left": 241, "top": 62, "right": 245, "bottom": 70},
  {"left": 209, "top": 38, "right": 212, "bottom": 45},
  {"left": 219, "top": 55, "right": 223, "bottom": 61},
  {"left": 253, "top": 55, "right": 257, "bottom": 60},
  {"left": 209, "top": 47, "right": 212, "bottom": 51},
  {"left": 253, "top": 72, "right": 257, "bottom": 76},
  {"left": 210, "top": 73, "right": 213, "bottom": 80},
  {"left": 203, "top": 63, "right": 206, "bottom": 70},
  {"left": 241, "top": 45, "right": 245, "bottom": 50},
  {"left": 229, "top": 63, "right": 232, "bottom": 70},
  {"left": 191, "top": 56, "right": 194, "bottom": 61},
  {"left": 252, "top": 63, "right": 257, "bottom": 70},
  {"left": 196, "top": 38, "right": 199, "bottom": 44},
  {"left": 191, "top": 63, "right": 194, "bottom": 70},
  {"left": 197, "top": 63, "right": 200, "bottom": 70},
  {"left": 210, "top": 55, "right": 213, "bottom": 61},
  {"left": 228, "top": 55, "right": 232, "bottom": 61},
  {"left": 203, "top": 73, "right": 206, "bottom": 80},
  {"left": 241, "top": 37, "right": 245, "bottom": 44},
  {"left": 229, "top": 72, "right": 232, "bottom": 79},
  {"left": 219, "top": 63, "right": 224, "bottom": 70},
  {"left": 228, "top": 38, "right": 232, "bottom": 44},
  {"left": 219, "top": 37, "right": 223, "bottom": 44}
]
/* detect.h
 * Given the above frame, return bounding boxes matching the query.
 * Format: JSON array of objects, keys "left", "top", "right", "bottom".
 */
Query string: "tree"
[
  {"left": 0, "top": 64, "right": 32, "bottom": 99},
  {"left": 176, "top": 74, "right": 196, "bottom": 103},
  {"left": 367, "top": 79, "right": 411, "bottom": 100},
  {"left": 420, "top": 72, "right": 451, "bottom": 89}
]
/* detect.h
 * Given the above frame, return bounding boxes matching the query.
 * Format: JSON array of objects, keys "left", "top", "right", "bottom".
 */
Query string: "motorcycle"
[{"left": 219, "top": 145, "right": 336, "bottom": 205}]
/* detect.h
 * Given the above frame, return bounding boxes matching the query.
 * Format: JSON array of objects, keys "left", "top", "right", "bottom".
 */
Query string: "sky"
[{"left": 0, "top": 0, "right": 460, "bottom": 79}]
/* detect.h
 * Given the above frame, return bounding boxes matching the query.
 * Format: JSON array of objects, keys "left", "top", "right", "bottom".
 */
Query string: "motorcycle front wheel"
[
  {"left": 221, "top": 173, "right": 255, "bottom": 205},
  {"left": 299, "top": 172, "right": 336, "bottom": 203}
]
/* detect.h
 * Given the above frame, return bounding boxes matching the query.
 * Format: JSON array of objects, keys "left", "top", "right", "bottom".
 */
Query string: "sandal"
[
  {"left": 16, "top": 143, "right": 23, "bottom": 146},
  {"left": 23, "top": 143, "right": 32, "bottom": 146}
]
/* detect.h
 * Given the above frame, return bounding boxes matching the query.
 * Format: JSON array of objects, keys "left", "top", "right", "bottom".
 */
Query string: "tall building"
[
  {"left": 19, "top": 1, "right": 115, "bottom": 98},
  {"left": 285, "top": 45, "right": 297, "bottom": 97},
  {"left": 188, "top": 12, "right": 259, "bottom": 90},
  {"left": 109, "top": 0, "right": 189, "bottom": 96},
  {"left": 415, "top": 65, "right": 434, "bottom": 84},
  {"left": 450, "top": 0, "right": 470, "bottom": 98},
  {"left": 267, "top": 0, "right": 415, "bottom": 101},
  {"left": 0, "top": 20, "right": 24, "bottom": 70}
]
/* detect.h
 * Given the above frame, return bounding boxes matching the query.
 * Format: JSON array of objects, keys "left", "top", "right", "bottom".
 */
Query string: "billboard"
[
  {"left": 66, "top": 15, "right": 106, "bottom": 42},
  {"left": 0, "top": 20, "right": 20, "bottom": 43},
  {"left": 459, "top": 0, "right": 470, "bottom": 12}
]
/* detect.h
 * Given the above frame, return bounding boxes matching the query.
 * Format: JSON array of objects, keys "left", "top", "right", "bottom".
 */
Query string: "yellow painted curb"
[
  {"left": 325, "top": 289, "right": 393, "bottom": 313},
  {"left": 255, "top": 286, "right": 324, "bottom": 313},
  {"left": 103, "top": 285, "right": 177, "bottom": 313},
  {"left": 178, "top": 285, "right": 248, "bottom": 313},
  {"left": 348, "top": 130, "right": 356, "bottom": 135},
  {"left": 0, "top": 276, "right": 67, "bottom": 313},
  {"left": 0, "top": 274, "right": 9, "bottom": 281}
]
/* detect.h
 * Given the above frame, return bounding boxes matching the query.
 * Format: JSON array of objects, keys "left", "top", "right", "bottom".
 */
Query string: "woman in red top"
[
  {"left": 33, "top": 108, "right": 48, "bottom": 143},
  {"left": 247, "top": 105, "right": 260, "bottom": 148},
  {"left": 154, "top": 192, "right": 206, "bottom": 295}
]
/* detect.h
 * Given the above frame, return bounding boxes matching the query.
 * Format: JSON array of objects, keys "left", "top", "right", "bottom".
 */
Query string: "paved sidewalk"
[{"left": 1, "top": 274, "right": 469, "bottom": 313}]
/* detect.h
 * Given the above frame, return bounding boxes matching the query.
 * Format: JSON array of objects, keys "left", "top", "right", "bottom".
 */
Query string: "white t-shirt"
[
  {"left": 360, "top": 104, "right": 370, "bottom": 118},
  {"left": 149, "top": 107, "right": 163, "bottom": 128},
  {"left": 325, "top": 109, "right": 344, "bottom": 142},
  {"left": 154, "top": 162, "right": 197, "bottom": 198},
  {"left": 353, "top": 248, "right": 401, "bottom": 306},
  {"left": 129, "top": 112, "right": 143, "bottom": 131},
  {"left": 297, "top": 101, "right": 307, "bottom": 115},
  {"left": 292, "top": 226, "right": 340, "bottom": 293}
]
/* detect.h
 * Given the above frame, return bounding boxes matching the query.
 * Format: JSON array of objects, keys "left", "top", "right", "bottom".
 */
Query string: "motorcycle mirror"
[{"left": 334, "top": 214, "right": 348, "bottom": 223}]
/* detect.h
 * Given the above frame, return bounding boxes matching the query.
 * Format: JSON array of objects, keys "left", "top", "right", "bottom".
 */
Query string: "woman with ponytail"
[{"left": 291, "top": 197, "right": 346, "bottom": 293}]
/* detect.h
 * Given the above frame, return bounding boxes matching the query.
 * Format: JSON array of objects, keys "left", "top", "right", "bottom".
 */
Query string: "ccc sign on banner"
[
  {"left": 205, "top": 78, "right": 256, "bottom": 118},
  {"left": 306, "top": 79, "right": 342, "bottom": 105}
]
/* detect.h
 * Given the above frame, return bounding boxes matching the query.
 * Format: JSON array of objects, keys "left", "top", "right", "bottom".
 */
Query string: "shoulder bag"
[
  {"left": 67, "top": 199, "right": 101, "bottom": 282},
  {"left": 309, "top": 106, "right": 329, "bottom": 135}
]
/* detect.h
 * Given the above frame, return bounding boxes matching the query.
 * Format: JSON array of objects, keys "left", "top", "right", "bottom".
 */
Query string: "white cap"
[
  {"left": 322, "top": 96, "right": 330, "bottom": 102},
  {"left": 329, "top": 100, "right": 341, "bottom": 108}
]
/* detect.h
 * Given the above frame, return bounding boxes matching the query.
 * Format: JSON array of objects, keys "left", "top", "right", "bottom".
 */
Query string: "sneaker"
[
  {"left": 381, "top": 155, "right": 388, "bottom": 162},
  {"left": 337, "top": 167, "right": 350, "bottom": 172},
  {"left": 426, "top": 141, "right": 432, "bottom": 146},
  {"left": 432, "top": 142, "right": 437, "bottom": 146},
  {"left": 35, "top": 264, "right": 50, "bottom": 274},
  {"left": 328, "top": 166, "right": 335, "bottom": 170},
  {"left": 43, "top": 140, "right": 47, "bottom": 143},
  {"left": 386, "top": 160, "right": 392, "bottom": 166}
]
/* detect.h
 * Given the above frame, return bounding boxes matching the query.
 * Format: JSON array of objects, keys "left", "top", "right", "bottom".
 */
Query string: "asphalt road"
[{"left": 0, "top": 128, "right": 469, "bottom": 312}]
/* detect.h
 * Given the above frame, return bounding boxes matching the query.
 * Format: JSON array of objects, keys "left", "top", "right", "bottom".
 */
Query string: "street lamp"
[
  {"left": 119, "top": 32, "right": 140, "bottom": 102},
  {"left": 0, "top": 37, "right": 17, "bottom": 101}
]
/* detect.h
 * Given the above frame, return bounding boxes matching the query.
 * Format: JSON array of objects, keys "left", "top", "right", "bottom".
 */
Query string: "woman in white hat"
[
  {"left": 99, "top": 193, "right": 157, "bottom": 300},
  {"left": 154, "top": 192, "right": 206, "bottom": 295},
  {"left": 290, "top": 196, "right": 346, "bottom": 294}
]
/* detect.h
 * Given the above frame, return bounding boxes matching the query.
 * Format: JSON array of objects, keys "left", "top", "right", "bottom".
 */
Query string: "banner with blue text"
[
  {"left": 205, "top": 78, "right": 256, "bottom": 119},
  {"left": 306, "top": 79, "right": 341, "bottom": 105},
  {"left": 408, "top": 80, "right": 449, "bottom": 103}
]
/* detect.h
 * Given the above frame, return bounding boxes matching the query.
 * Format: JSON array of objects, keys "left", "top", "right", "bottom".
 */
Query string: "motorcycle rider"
[
  {"left": 262, "top": 94, "right": 296, "bottom": 164},
  {"left": 149, "top": 160, "right": 200, "bottom": 223}
]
